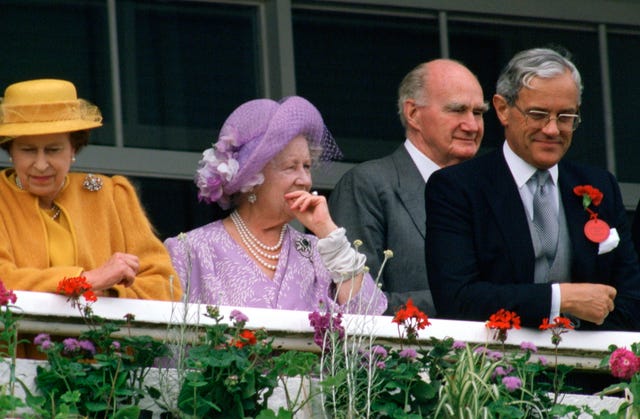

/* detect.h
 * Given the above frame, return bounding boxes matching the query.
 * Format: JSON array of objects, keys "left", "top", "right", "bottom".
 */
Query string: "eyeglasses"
[{"left": 513, "top": 104, "right": 581, "bottom": 132}]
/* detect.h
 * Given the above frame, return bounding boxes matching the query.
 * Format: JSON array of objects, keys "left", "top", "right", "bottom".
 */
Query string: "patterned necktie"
[{"left": 532, "top": 170, "right": 558, "bottom": 263}]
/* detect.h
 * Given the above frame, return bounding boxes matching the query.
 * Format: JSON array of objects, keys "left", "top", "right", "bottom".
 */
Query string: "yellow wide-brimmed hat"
[{"left": 0, "top": 79, "right": 103, "bottom": 141}]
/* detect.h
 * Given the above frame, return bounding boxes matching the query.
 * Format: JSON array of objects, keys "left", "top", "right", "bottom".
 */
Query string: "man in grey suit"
[{"left": 329, "top": 59, "right": 489, "bottom": 315}]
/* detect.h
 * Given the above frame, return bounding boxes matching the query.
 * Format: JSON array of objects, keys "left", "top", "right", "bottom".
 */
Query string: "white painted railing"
[
  {"left": 5, "top": 290, "right": 638, "bottom": 417},
  {"left": 12, "top": 290, "right": 639, "bottom": 368}
]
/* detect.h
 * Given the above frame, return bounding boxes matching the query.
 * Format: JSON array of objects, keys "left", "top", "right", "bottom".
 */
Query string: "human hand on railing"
[
  {"left": 559, "top": 283, "right": 616, "bottom": 325},
  {"left": 83, "top": 252, "right": 139, "bottom": 292}
]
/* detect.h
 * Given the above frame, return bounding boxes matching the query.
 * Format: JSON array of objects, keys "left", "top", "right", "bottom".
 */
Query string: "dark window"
[
  {"left": 129, "top": 176, "right": 224, "bottom": 241},
  {"left": 293, "top": 9, "right": 439, "bottom": 163},
  {"left": 0, "top": 0, "right": 113, "bottom": 146},
  {"left": 117, "top": 0, "right": 261, "bottom": 151},
  {"left": 609, "top": 32, "right": 640, "bottom": 182}
]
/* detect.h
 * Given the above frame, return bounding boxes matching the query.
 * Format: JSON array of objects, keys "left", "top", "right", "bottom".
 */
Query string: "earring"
[
  {"left": 248, "top": 192, "right": 257, "bottom": 204},
  {"left": 8, "top": 157, "right": 12, "bottom": 163},
  {"left": 72, "top": 156, "right": 76, "bottom": 163}
]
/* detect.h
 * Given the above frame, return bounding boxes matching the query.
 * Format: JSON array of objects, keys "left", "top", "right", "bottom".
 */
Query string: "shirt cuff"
[{"left": 550, "top": 283, "right": 561, "bottom": 320}]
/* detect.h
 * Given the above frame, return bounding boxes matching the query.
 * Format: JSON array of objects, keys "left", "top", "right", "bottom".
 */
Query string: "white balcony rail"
[
  {"left": 10, "top": 290, "right": 639, "bottom": 370},
  {"left": 3, "top": 290, "right": 637, "bottom": 417}
]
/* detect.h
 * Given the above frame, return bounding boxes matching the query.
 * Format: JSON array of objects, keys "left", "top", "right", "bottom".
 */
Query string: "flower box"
[{"left": 1, "top": 290, "right": 638, "bottom": 418}]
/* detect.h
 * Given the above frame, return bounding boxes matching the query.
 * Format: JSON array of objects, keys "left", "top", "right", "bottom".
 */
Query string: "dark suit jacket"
[
  {"left": 630, "top": 199, "right": 640, "bottom": 258},
  {"left": 425, "top": 149, "right": 640, "bottom": 330},
  {"left": 329, "top": 146, "right": 434, "bottom": 315}
]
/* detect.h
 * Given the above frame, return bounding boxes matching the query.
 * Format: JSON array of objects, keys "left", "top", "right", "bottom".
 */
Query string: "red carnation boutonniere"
[{"left": 573, "top": 185, "right": 610, "bottom": 243}]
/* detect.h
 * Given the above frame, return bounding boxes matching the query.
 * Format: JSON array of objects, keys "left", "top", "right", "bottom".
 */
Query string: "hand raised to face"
[{"left": 284, "top": 190, "right": 337, "bottom": 239}]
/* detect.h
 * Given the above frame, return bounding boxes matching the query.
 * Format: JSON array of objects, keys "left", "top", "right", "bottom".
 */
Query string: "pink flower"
[
  {"left": 492, "top": 366, "right": 513, "bottom": 379},
  {"left": 609, "top": 348, "right": 640, "bottom": 380},
  {"left": 78, "top": 339, "right": 96, "bottom": 356},
  {"left": 34, "top": 333, "right": 50, "bottom": 346},
  {"left": 0, "top": 280, "right": 17, "bottom": 306},
  {"left": 309, "top": 310, "right": 344, "bottom": 353},
  {"left": 520, "top": 341, "right": 538, "bottom": 353},
  {"left": 502, "top": 376, "right": 522, "bottom": 392},
  {"left": 372, "top": 345, "right": 388, "bottom": 358},
  {"left": 452, "top": 340, "right": 466, "bottom": 350},
  {"left": 230, "top": 309, "right": 249, "bottom": 324},
  {"left": 34, "top": 333, "right": 53, "bottom": 351},
  {"left": 63, "top": 338, "right": 80, "bottom": 354},
  {"left": 399, "top": 348, "right": 418, "bottom": 360}
]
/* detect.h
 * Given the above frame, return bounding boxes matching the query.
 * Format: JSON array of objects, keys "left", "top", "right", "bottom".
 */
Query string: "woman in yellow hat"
[{"left": 0, "top": 79, "right": 181, "bottom": 301}]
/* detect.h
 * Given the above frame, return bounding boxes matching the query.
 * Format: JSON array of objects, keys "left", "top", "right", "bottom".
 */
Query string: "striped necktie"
[{"left": 532, "top": 169, "right": 558, "bottom": 263}]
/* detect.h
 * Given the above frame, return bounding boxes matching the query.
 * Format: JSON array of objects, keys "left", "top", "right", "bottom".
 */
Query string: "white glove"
[{"left": 317, "top": 228, "right": 366, "bottom": 284}]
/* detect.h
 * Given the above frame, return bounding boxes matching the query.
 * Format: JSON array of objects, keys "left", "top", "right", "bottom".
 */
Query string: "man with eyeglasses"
[{"left": 425, "top": 47, "right": 640, "bottom": 331}]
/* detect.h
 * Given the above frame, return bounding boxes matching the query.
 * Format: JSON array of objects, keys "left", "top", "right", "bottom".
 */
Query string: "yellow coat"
[{"left": 0, "top": 169, "right": 182, "bottom": 301}]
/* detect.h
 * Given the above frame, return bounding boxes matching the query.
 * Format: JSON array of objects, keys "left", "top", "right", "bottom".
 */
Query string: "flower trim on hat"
[{"left": 196, "top": 132, "right": 263, "bottom": 209}]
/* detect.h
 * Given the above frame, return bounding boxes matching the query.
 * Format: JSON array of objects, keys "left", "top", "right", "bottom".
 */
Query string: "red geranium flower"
[
  {"left": 486, "top": 308, "right": 521, "bottom": 343},
  {"left": 57, "top": 276, "right": 97, "bottom": 305},
  {"left": 392, "top": 298, "right": 431, "bottom": 340},
  {"left": 539, "top": 316, "right": 574, "bottom": 331},
  {"left": 232, "top": 329, "right": 257, "bottom": 348},
  {"left": 539, "top": 316, "right": 574, "bottom": 346}
]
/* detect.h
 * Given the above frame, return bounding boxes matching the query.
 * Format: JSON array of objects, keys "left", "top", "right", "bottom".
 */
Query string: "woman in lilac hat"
[{"left": 164, "top": 96, "right": 387, "bottom": 314}]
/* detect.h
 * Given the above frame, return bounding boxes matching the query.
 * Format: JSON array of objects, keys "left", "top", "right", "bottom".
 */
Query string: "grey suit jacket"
[{"left": 329, "top": 146, "right": 434, "bottom": 315}]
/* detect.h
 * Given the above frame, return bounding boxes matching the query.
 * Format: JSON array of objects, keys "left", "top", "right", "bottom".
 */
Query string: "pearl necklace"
[{"left": 230, "top": 210, "right": 287, "bottom": 271}]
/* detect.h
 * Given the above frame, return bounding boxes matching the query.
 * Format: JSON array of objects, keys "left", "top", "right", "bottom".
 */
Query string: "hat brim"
[{"left": 0, "top": 120, "right": 102, "bottom": 143}]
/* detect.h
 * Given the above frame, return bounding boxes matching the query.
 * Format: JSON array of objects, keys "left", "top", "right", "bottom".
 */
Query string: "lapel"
[
  {"left": 480, "top": 151, "right": 535, "bottom": 282},
  {"left": 558, "top": 163, "right": 599, "bottom": 276},
  {"left": 391, "top": 147, "right": 427, "bottom": 239}
]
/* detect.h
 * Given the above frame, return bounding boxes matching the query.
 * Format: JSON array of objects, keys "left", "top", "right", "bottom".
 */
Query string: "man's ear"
[
  {"left": 403, "top": 99, "right": 422, "bottom": 131},
  {"left": 493, "top": 94, "right": 510, "bottom": 127}
]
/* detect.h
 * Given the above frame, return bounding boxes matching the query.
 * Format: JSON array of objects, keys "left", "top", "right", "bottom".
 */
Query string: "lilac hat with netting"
[{"left": 195, "top": 96, "right": 342, "bottom": 209}]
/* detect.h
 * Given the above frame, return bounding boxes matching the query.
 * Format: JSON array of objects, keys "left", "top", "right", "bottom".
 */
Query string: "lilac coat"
[{"left": 164, "top": 221, "right": 387, "bottom": 314}]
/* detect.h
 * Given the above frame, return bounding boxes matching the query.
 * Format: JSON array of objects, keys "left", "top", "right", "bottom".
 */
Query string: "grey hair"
[
  {"left": 496, "top": 47, "right": 583, "bottom": 106},
  {"left": 397, "top": 62, "right": 429, "bottom": 129}
]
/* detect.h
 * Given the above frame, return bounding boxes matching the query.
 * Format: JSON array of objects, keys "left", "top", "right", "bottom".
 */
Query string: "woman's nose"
[
  {"left": 34, "top": 151, "right": 49, "bottom": 170},
  {"left": 296, "top": 169, "right": 312, "bottom": 186}
]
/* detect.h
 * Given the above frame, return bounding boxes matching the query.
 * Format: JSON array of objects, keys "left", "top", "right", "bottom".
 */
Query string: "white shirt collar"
[
  {"left": 404, "top": 139, "right": 441, "bottom": 182},
  {"left": 502, "top": 141, "right": 559, "bottom": 188}
]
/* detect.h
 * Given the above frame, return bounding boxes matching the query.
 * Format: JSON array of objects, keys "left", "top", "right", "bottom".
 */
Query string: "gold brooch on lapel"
[{"left": 83, "top": 173, "right": 103, "bottom": 192}]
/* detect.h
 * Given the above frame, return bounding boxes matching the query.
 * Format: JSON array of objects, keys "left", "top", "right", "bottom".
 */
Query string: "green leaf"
[
  {"left": 85, "top": 400, "right": 109, "bottom": 412},
  {"left": 146, "top": 385, "right": 162, "bottom": 400},
  {"left": 60, "top": 390, "right": 82, "bottom": 404},
  {"left": 113, "top": 405, "right": 142, "bottom": 419},
  {"left": 255, "top": 407, "right": 294, "bottom": 419},
  {"left": 412, "top": 379, "right": 438, "bottom": 402}
]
